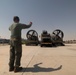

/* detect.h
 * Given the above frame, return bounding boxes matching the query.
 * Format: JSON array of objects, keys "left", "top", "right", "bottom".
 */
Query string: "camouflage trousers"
[{"left": 9, "top": 38, "right": 22, "bottom": 68}]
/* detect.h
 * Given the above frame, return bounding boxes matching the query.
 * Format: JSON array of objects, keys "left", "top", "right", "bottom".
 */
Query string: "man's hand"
[{"left": 29, "top": 22, "right": 32, "bottom": 25}]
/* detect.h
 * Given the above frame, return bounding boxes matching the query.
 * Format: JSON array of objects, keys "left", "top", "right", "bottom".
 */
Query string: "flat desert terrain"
[{"left": 0, "top": 44, "right": 76, "bottom": 75}]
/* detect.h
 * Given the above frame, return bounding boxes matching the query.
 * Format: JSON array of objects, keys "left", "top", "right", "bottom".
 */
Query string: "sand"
[{"left": 0, "top": 44, "right": 76, "bottom": 75}]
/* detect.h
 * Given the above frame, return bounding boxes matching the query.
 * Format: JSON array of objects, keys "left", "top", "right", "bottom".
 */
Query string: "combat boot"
[
  {"left": 9, "top": 66, "right": 14, "bottom": 72},
  {"left": 14, "top": 66, "right": 23, "bottom": 72}
]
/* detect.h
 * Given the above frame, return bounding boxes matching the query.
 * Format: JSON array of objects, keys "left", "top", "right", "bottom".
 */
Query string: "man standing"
[{"left": 9, "top": 16, "right": 32, "bottom": 72}]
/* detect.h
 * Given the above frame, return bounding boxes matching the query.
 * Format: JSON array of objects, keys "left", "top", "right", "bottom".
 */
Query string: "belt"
[{"left": 10, "top": 38, "right": 17, "bottom": 40}]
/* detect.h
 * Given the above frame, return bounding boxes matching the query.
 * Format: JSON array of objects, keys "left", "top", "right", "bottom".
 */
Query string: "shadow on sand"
[{"left": 21, "top": 63, "right": 62, "bottom": 72}]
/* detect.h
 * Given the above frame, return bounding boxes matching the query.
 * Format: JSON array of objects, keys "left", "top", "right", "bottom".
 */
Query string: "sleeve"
[
  {"left": 20, "top": 23, "right": 32, "bottom": 29},
  {"left": 9, "top": 26, "right": 11, "bottom": 31}
]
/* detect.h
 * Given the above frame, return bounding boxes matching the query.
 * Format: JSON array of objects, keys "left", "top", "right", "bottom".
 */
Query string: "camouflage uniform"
[{"left": 9, "top": 23, "right": 32, "bottom": 68}]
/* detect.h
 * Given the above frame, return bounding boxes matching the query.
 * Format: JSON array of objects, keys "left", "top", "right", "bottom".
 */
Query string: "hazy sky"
[{"left": 0, "top": 0, "right": 76, "bottom": 40}]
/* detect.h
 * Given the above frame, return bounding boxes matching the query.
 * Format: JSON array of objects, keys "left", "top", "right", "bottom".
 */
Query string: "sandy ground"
[{"left": 0, "top": 44, "right": 76, "bottom": 75}]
